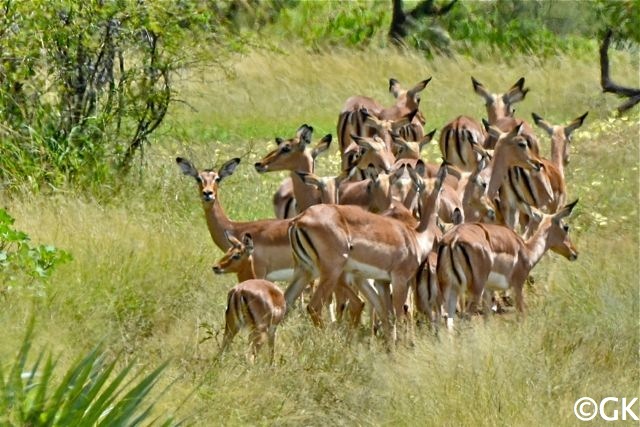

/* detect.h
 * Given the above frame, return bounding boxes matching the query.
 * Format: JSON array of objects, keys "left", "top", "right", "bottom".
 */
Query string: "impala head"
[
  {"left": 350, "top": 134, "right": 396, "bottom": 173},
  {"left": 212, "top": 232, "right": 254, "bottom": 274},
  {"left": 295, "top": 171, "right": 338, "bottom": 204},
  {"left": 255, "top": 124, "right": 331, "bottom": 173},
  {"left": 472, "top": 77, "right": 529, "bottom": 123},
  {"left": 392, "top": 129, "right": 436, "bottom": 160},
  {"left": 543, "top": 199, "right": 579, "bottom": 260},
  {"left": 176, "top": 157, "right": 241, "bottom": 203},
  {"left": 486, "top": 122, "right": 543, "bottom": 172},
  {"left": 462, "top": 155, "right": 497, "bottom": 223},
  {"left": 362, "top": 108, "right": 418, "bottom": 147},
  {"left": 532, "top": 111, "right": 588, "bottom": 165},
  {"left": 384, "top": 77, "right": 432, "bottom": 119}
]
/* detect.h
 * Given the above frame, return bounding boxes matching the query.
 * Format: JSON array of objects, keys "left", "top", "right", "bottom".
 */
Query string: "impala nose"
[
  {"left": 255, "top": 162, "right": 267, "bottom": 173},
  {"left": 202, "top": 190, "right": 214, "bottom": 202},
  {"left": 212, "top": 266, "right": 223, "bottom": 274},
  {"left": 569, "top": 252, "right": 578, "bottom": 261}
]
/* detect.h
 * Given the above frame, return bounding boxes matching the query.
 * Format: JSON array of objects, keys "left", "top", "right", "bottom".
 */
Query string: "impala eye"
[
  {"left": 563, "top": 224, "right": 569, "bottom": 232},
  {"left": 195, "top": 176, "right": 203, "bottom": 183},
  {"left": 281, "top": 145, "right": 291, "bottom": 153},
  {"left": 232, "top": 253, "right": 241, "bottom": 260}
]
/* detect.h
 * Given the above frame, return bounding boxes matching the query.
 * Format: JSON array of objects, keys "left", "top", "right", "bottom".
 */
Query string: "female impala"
[
  {"left": 213, "top": 232, "right": 286, "bottom": 363},
  {"left": 437, "top": 200, "right": 579, "bottom": 330},
  {"left": 255, "top": 124, "right": 332, "bottom": 214}
]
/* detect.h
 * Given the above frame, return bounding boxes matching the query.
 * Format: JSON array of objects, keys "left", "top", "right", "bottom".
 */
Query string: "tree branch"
[{"left": 600, "top": 29, "right": 640, "bottom": 113}]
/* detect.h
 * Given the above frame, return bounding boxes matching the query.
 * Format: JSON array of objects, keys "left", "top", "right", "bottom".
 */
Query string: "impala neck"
[
  {"left": 522, "top": 218, "right": 554, "bottom": 270},
  {"left": 550, "top": 134, "right": 565, "bottom": 177},
  {"left": 236, "top": 258, "right": 257, "bottom": 282},
  {"left": 486, "top": 141, "right": 510, "bottom": 201},
  {"left": 290, "top": 156, "right": 318, "bottom": 211},
  {"left": 202, "top": 197, "right": 235, "bottom": 252}
]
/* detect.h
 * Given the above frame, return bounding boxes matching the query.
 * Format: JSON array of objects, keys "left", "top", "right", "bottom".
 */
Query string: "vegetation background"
[{"left": 0, "top": 1, "right": 638, "bottom": 425}]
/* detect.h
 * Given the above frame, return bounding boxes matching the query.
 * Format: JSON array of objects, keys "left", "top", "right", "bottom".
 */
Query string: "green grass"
[{"left": 1, "top": 45, "right": 638, "bottom": 425}]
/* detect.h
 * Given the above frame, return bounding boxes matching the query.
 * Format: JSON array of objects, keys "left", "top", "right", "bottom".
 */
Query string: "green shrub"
[{"left": 0, "top": 208, "right": 71, "bottom": 287}]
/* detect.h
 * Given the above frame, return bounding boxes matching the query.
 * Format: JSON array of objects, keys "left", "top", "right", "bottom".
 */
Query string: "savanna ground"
[{"left": 1, "top": 46, "right": 639, "bottom": 425}]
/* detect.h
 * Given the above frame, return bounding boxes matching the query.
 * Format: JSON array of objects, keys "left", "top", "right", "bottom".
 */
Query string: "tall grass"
[{"left": 1, "top": 45, "right": 638, "bottom": 425}]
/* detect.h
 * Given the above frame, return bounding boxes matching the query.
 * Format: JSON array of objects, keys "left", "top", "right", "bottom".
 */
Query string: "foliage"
[
  {"left": 0, "top": 0, "right": 232, "bottom": 193},
  {"left": 271, "top": 1, "right": 390, "bottom": 48},
  {"left": 0, "top": 208, "right": 71, "bottom": 286},
  {"left": 0, "top": 319, "right": 175, "bottom": 426}
]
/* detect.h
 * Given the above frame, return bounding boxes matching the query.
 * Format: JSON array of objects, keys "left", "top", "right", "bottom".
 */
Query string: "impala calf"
[
  {"left": 437, "top": 200, "right": 579, "bottom": 330},
  {"left": 213, "top": 232, "right": 286, "bottom": 363}
]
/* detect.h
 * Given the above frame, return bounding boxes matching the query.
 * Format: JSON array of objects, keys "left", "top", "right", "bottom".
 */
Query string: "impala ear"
[
  {"left": 565, "top": 112, "right": 588, "bottom": 139},
  {"left": 275, "top": 137, "right": 284, "bottom": 146},
  {"left": 176, "top": 157, "right": 199, "bottom": 178},
  {"left": 414, "top": 158, "right": 426, "bottom": 179},
  {"left": 218, "top": 158, "right": 241, "bottom": 181},
  {"left": 452, "top": 207, "right": 463, "bottom": 225},
  {"left": 389, "top": 78, "right": 402, "bottom": 98},
  {"left": 224, "top": 230, "right": 242, "bottom": 247},
  {"left": 553, "top": 199, "right": 579, "bottom": 223},
  {"left": 312, "top": 134, "right": 332, "bottom": 159},
  {"left": 408, "top": 77, "right": 432, "bottom": 98},
  {"left": 472, "top": 76, "right": 493, "bottom": 102},
  {"left": 505, "top": 77, "right": 528, "bottom": 103},
  {"left": 532, "top": 112, "right": 554, "bottom": 136},
  {"left": 421, "top": 129, "right": 437, "bottom": 147},
  {"left": 242, "top": 233, "right": 254, "bottom": 253},
  {"left": 297, "top": 124, "right": 314, "bottom": 145}
]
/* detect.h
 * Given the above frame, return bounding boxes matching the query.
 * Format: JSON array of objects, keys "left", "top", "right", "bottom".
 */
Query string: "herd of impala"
[{"left": 177, "top": 76, "right": 588, "bottom": 362}]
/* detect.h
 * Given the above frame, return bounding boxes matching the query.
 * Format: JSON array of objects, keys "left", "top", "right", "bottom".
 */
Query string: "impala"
[
  {"left": 285, "top": 163, "right": 447, "bottom": 343},
  {"left": 255, "top": 124, "right": 332, "bottom": 213},
  {"left": 437, "top": 200, "right": 579, "bottom": 330},
  {"left": 176, "top": 156, "right": 365, "bottom": 324},
  {"left": 439, "top": 77, "right": 529, "bottom": 172},
  {"left": 498, "top": 112, "right": 588, "bottom": 233},
  {"left": 212, "top": 232, "right": 286, "bottom": 363},
  {"left": 337, "top": 78, "right": 431, "bottom": 168}
]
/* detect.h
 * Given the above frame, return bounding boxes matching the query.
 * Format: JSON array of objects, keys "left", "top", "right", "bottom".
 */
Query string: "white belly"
[
  {"left": 265, "top": 269, "right": 295, "bottom": 282},
  {"left": 345, "top": 259, "right": 391, "bottom": 281},
  {"left": 486, "top": 272, "right": 510, "bottom": 291}
]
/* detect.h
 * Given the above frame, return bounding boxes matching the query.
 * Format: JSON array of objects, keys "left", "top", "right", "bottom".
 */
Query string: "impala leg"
[
  {"left": 445, "top": 286, "right": 458, "bottom": 331},
  {"left": 353, "top": 277, "right": 387, "bottom": 337},
  {"left": 267, "top": 326, "right": 277, "bottom": 365},
  {"left": 308, "top": 270, "right": 340, "bottom": 327},
  {"left": 284, "top": 267, "right": 314, "bottom": 313}
]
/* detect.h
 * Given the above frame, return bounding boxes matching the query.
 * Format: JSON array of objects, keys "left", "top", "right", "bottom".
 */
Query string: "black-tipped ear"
[
  {"left": 176, "top": 157, "right": 199, "bottom": 178},
  {"left": 452, "top": 207, "right": 463, "bottom": 225},
  {"left": 298, "top": 124, "right": 314, "bottom": 145},
  {"left": 275, "top": 137, "right": 284, "bottom": 146},
  {"left": 482, "top": 118, "right": 490, "bottom": 131},
  {"left": 242, "top": 233, "right": 254, "bottom": 252},
  {"left": 219, "top": 158, "right": 241, "bottom": 181},
  {"left": 322, "top": 134, "right": 332, "bottom": 143},
  {"left": 426, "top": 128, "right": 437, "bottom": 140},
  {"left": 554, "top": 199, "right": 579, "bottom": 223},
  {"left": 531, "top": 112, "right": 543, "bottom": 124}
]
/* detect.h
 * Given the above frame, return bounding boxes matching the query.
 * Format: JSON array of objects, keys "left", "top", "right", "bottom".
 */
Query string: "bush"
[{"left": 0, "top": 208, "right": 71, "bottom": 289}]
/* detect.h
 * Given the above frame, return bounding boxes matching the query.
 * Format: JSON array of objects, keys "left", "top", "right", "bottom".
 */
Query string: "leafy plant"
[
  {"left": 0, "top": 208, "right": 71, "bottom": 286},
  {"left": 0, "top": 319, "right": 175, "bottom": 426}
]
